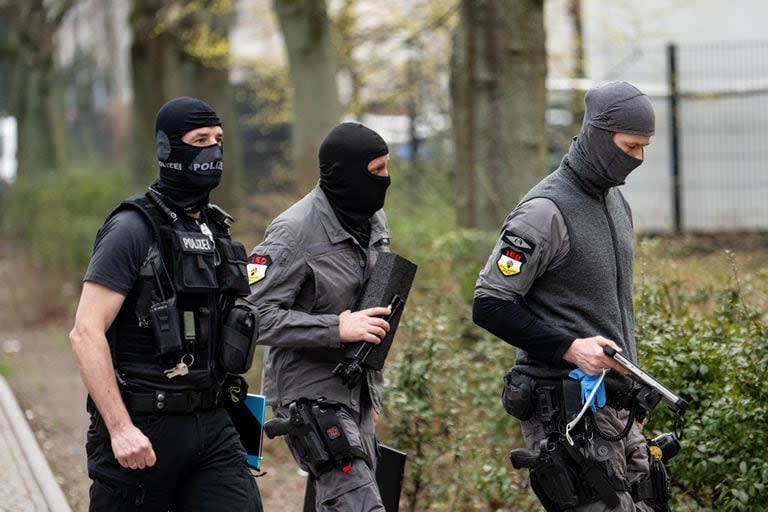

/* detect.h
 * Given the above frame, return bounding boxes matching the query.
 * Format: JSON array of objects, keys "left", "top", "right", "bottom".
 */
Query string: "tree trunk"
[
  {"left": 2, "top": 0, "right": 73, "bottom": 177},
  {"left": 273, "top": 0, "right": 341, "bottom": 192},
  {"left": 569, "top": 0, "right": 585, "bottom": 135},
  {"left": 451, "top": 0, "right": 548, "bottom": 230}
]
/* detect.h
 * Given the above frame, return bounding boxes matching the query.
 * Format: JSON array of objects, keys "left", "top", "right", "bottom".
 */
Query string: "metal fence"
[{"left": 569, "top": 40, "right": 768, "bottom": 233}]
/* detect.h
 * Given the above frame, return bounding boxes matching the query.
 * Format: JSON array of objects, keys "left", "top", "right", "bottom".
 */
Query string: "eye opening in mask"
[
  {"left": 366, "top": 154, "right": 390, "bottom": 177},
  {"left": 182, "top": 125, "right": 224, "bottom": 148}
]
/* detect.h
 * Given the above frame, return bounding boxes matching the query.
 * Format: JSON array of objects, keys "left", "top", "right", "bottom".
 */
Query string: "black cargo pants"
[{"left": 86, "top": 407, "right": 262, "bottom": 511}]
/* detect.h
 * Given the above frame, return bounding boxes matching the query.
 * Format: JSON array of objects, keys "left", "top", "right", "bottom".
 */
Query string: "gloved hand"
[{"left": 568, "top": 369, "right": 606, "bottom": 412}]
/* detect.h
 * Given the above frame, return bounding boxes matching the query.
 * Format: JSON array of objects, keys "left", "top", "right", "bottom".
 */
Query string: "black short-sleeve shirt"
[{"left": 84, "top": 209, "right": 154, "bottom": 295}]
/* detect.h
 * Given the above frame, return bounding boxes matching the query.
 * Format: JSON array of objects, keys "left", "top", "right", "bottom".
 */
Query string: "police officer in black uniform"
[{"left": 70, "top": 97, "right": 262, "bottom": 511}]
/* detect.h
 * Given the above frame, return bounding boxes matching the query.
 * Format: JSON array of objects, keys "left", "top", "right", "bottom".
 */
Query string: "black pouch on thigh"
[
  {"left": 632, "top": 456, "right": 673, "bottom": 511},
  {"left": 287, "top": 401, "right": 368, "bottom": 478},
  {"left": 502, "top": 367, "right": 537, "bottom": 420},
  {"left": 529, "top": 439, "right": 579, "bottom": 512},
  {"left": 216, "top": 238, "right": 250, "bottom": 296}
]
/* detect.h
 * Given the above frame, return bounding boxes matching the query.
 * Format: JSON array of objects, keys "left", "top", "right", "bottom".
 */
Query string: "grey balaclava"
[{"left": 565, "top": 81, "right": 655, "bottom": 191}]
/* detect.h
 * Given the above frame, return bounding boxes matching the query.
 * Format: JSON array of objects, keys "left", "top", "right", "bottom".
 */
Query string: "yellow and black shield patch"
[
  {"left": 497, "top": 247, "right": 525, "bottom": 276},
  {"left": 247, "top": 254, "right": 272, "bottom": 285}
]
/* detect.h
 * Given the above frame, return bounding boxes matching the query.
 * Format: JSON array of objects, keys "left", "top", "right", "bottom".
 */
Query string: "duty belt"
[{"left": 122, "top": 388, "right": 221, "bottom": 413}]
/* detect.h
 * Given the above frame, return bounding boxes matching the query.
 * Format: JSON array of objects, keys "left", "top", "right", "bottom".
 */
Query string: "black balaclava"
[
  {"left": 564, "top": 81, "right": 655, "bottom": 193},
  {"left": 151, "top": 96, "right": 223, "bottom": 212},
  {"left": 318, "top": 122, "right": 390, "bottom": 245}
]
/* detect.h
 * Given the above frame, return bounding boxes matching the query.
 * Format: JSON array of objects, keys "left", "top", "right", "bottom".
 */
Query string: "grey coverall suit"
[{"left": 247, "top": 186, "right": 388, "bottom": 511}]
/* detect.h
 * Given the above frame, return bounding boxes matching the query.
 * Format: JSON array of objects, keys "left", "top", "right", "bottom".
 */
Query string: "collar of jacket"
[{"left": 313, "top": 185, "right": 388, "bottom": 247}]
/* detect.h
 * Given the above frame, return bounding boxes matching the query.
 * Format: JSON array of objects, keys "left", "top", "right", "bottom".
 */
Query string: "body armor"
[{"left": 106, "top": 193, "right": 250, "bottom": 394}]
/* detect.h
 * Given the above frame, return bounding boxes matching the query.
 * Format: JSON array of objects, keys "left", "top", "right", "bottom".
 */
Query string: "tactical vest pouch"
[
  {"left": 216, "top": 238, "right": 251, "bottom": 296},
  {"left": 170, "top": 231, "right": 218, "bottom": 292},
  {"left": 219, "top": 305, "right": 259, "bottom": 374},
  {"left": 502, "top": 368, "right": 537, "bottom": 420},
  {"left": 148, "top": 297, "right": 183, "bottom": 356}
]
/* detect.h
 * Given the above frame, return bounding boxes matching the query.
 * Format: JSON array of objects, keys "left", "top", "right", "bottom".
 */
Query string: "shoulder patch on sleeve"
[
  {"left": 501, "top": 231, "right": 536, "bottom": 254},
  {"left": 247, "top": 254, "right": 272, "bottom": 284},
  {"left": 497, "top": 247, "right": 526, "bottom": 276}
]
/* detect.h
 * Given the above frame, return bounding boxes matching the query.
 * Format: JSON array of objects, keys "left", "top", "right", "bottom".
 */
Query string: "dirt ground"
[{"left": 0, "top": 248, "right": 306, "bottom": 511}]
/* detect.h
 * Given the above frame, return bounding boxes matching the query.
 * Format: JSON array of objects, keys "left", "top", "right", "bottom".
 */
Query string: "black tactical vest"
[{"left": 105, "top": 193, "right": 250, "bottom": 393}]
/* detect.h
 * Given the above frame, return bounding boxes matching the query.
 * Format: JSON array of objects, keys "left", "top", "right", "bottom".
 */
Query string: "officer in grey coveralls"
[
  {"left": 247, "top": 122, "right": 392, "bottom": 511},
  {"left": 474, "top": 82, "right": 658, "bottom": 511}
]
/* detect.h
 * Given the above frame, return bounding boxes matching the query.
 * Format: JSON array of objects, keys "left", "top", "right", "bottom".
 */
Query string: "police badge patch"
[
  {"left": 247, "top": 254, "right": 272, "bottom": 285},
  {"left": 497, "top": 247, "right": 525, "bottom": 276}
]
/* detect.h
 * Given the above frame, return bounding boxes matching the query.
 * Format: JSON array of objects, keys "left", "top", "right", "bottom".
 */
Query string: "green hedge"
[
  {"left": 0, "top": 165, "right": 131, "bottom": 271},
  {"left": 637, "top": 262, "right": 768, "bottom": 510}
]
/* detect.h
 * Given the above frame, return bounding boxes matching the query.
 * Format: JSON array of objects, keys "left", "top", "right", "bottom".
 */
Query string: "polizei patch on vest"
[
  {"left": 177, "top": 232, "right": 215, "bottom": 253},
  {"left": 497, "top": 247, "right": 525, "bottom": 276},
  {"left": 501, "top": 231, "right": 535, "bottom": 254},
  {"left": 247, "top": 254, "right": 272, "bottom": 285}
]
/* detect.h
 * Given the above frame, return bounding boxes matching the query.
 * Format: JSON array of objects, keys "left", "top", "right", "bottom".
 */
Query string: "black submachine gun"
[{"left": 333, "top": 252, "right": 417, "bottom": 389}]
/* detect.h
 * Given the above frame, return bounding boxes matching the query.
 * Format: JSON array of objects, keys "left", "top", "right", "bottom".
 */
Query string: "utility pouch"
[
  {"left": 216, "top": 238, "right": 251, "bottom": 296},
  {"left": 219, "top": 306, "right": 259, "bottom": 374},
  {"left": 529, "top": 439, "right": 579, "bottom": 511},
  {"left": 561, "top": 378, "right": 586, "bottom": 432},
  {"left": 170, "top": 230, "right": 218, "bottom": 293},
  {"left": 148, "top": 298, "right": 183, "bottom": 356},
  {"left": 502, "top": 368, "right": 537, "bottom": 420},
  {"left": 632, "top": 439, "right": 674, "bottom": 511},
  {"left": 313, "top": 405, "right": 354, "bottom": 466}
]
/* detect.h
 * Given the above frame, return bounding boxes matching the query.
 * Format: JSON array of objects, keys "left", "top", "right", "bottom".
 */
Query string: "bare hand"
[
  {"left": 339, "top": 307, "right": 391, "bottom": 344},
  {"left": 110, "top": 423, "right": 157, "bottom": 470},
  {"left": 562, "top": 336, "right": 626, "bottom": 376}
]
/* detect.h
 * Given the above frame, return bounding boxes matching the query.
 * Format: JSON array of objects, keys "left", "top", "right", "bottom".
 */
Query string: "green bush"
[
  {"left": 0, "top": 164, "right": 131, "bottom": 271},
  {"left": 637, "top": 260, "right": 768, "bottom": 511},
  {"left": 382, "top": 159, "right": 539, "bottom": 510},
  {"left": 385, "top": 304, "right": 540, "bottom": 512}
]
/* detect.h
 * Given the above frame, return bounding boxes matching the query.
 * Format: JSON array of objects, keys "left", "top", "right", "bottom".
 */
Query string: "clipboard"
[{"left": 227, "top": 393, "right": 266, "bottom": 470}]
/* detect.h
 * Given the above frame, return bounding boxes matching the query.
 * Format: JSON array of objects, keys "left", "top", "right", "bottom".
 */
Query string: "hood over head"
[
  {"left": 564, "top": 81, "right": 655, "bottom": 193},
  {"left": 318, "top": 122, "right": 390, "bottom": 244}
]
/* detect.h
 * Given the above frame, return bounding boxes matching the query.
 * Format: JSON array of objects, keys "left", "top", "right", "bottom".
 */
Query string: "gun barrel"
[{"left": 604, "top": 346, "right": 688, "bottom": 414}]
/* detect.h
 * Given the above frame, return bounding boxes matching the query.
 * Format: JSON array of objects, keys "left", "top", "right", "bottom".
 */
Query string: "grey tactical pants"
[
  {"left": 276, "top": 399, "right": 385, "bottom": 512},
  {"left": 521, "top": 407, "right": 654, "bottom": 512}
]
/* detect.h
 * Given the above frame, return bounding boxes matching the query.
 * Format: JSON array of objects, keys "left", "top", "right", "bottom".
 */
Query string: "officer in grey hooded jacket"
[
  {"left": 474, "top": 81, "right": 658, "bottom": 511},
  {"left": 247, "top": 122, "right": 392, "bottom": 511}
]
